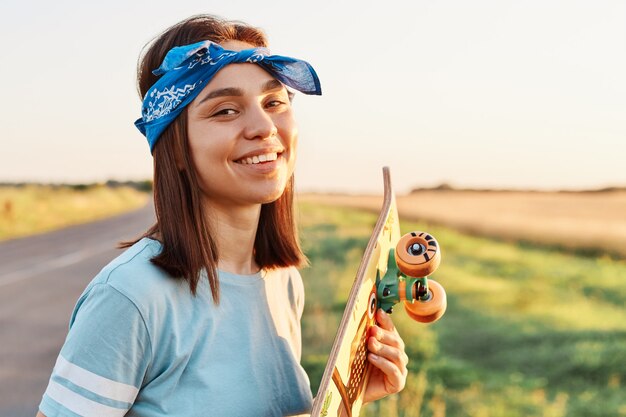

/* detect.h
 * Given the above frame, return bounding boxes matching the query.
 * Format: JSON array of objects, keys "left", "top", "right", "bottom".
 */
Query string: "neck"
[{"left": 204, "top": 200, "right": 262, "bottom": 275}]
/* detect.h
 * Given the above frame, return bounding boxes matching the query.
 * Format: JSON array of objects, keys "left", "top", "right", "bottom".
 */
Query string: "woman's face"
[{"left": 186, "top": 41, "right": 298, "bottom": 208}]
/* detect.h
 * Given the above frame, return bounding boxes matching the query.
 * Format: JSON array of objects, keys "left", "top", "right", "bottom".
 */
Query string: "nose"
[{"left": 242, "top": 103, "right": 278, "bottom": 140}]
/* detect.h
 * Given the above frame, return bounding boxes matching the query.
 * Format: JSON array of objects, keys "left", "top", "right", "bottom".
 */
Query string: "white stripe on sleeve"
[
  {"left": 52, "top": 355, "right": 139, "bottom": 404},
  {"left": 45, "top": 379, "right": 128, "bottom": 417}
]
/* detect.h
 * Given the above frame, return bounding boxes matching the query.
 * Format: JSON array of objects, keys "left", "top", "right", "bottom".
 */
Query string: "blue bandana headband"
[{"left": 134, "top": 40, "right": 322, "bottom": 152}]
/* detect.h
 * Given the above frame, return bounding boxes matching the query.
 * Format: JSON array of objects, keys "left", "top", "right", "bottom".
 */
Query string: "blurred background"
[{"left": 0, "top": 1, "right": 624, "bottom": 416}]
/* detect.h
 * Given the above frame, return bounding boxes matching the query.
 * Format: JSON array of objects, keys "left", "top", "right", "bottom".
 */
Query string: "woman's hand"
[{"left": 363, "top": 309, "right": 409, "bottom": 404}]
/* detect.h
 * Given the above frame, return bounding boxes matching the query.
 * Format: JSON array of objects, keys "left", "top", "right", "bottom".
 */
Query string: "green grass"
[
  {"left": 0, "top": 185, "right": 149, "bottom": 241},
  {"left": 298, "top": 202, "right": 626, "bottom": 417}
]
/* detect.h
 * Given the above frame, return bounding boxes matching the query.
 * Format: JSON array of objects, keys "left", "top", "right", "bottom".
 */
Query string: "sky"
[{"left": 1, "top": 0, "right": 624, "bottom": 193}]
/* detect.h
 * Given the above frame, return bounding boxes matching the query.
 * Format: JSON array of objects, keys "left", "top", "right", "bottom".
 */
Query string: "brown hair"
[{"left": 126, "top": 15, "right": 307, "bottom": 303}]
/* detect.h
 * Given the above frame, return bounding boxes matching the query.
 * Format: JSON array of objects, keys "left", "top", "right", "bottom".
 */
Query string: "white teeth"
[{"left": 238, "top": 152, "right": 279, "bottom": 165}]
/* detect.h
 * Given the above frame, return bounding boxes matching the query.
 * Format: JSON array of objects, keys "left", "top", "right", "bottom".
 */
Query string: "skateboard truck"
[{"left": 376, "top": 232, "right": 447, "bottom": 323}]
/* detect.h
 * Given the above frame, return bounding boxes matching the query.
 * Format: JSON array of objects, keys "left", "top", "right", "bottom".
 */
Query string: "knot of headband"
[{"left": 134, "top": 40, "right": 322, "bottom": 153}]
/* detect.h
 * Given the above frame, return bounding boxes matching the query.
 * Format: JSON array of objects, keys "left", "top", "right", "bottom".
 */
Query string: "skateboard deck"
[{"left": 310, "top": 167, "right": 445, "bottom": 417}]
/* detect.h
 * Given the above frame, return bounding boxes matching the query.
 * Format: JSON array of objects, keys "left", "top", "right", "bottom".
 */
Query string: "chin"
[
  {"left": 258, "top": 191, "right": 286, "bottom": 205},
  {"left": 254, "top": 184, "right": 289, "bottom": 205}
]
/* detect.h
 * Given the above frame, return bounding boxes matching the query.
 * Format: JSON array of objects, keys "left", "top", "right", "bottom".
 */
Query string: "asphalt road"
[{"left": 0, "top": 204, "right": 155, "bottom": 417}]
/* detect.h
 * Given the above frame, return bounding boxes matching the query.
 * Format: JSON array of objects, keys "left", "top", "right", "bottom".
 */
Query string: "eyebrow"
[{"left": 196, "top": 79, "right": 285, "bottom": 106}]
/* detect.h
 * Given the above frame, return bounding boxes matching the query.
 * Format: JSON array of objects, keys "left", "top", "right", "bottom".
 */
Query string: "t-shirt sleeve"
[{"left": 39, "top": 283, "right": 152, "bottom": 417}]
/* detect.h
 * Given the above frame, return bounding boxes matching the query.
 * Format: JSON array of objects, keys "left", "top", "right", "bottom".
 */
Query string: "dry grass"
[
  {"left": 298, "top": 190, "right": 626, "bottom": 258},
  {"left": 0, "top": 185, "right": 149, "bottom": 241}
]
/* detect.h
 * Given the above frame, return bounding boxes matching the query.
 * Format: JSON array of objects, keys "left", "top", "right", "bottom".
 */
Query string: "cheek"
[
  {"left": 280, "top": 115, "right": 299, "bottom": 152},
  {"left": 282, "top": 124, "right": 298, "bottom": 167},
  {"left": 187, "top": 122, "right": 231, "bottom": 162},
  {"left": 186, "top": 125, "right": 206, "bottom": 166},
  {"left": 285, "top": 121, "right": 298, "bottom": 176},
  {"left": 187, "top": 137, "right": 207, "bottom": 173},
  {"left": 291, "top": 136, "right": 298, "bottom": 164}
]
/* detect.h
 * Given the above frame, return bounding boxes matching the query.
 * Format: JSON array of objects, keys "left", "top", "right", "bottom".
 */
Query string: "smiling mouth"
[{"left": 235, "top": 152, "right": 281, "bottom": 165}]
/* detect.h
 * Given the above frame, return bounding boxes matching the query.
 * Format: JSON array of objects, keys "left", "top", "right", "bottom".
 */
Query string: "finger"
[
  {"left": 376, "top": 309, "right": 396, "bottom": 332},
  {"left": 368, "top": 336, "right": 409, "bottom": 368},
  {"left": 370, "top": 324, "right": 405, "bottom": 351},
  {"left": 368, "top": 352, "right": 406, "bottom": 392}
]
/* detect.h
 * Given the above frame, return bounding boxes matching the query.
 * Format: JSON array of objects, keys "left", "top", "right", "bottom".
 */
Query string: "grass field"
[
  {"left": 297, "top": 201, "right": 626, "bottom": 417},
  {"left": 300, "top": 190, "right": 626, "bottom": 259},
  {"left": 0, "top": 185, "right": 149, "bottom": 241}
]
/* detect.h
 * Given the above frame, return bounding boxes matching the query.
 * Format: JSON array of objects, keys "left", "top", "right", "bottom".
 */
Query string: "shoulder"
[
  {"left": 265, "top": 266, "right": 304, "bottom": 293},
  {"left": 264, "top": 266, "right": 305, "bottom": 313},
  {"left": 265, "top": 265, "right": 302, "bottom": 280},
  {"left": 81, "top": 238, "right": 186, "bottom": 317},
  {"left": 98, "top": 237, "right": 164, "bottom": 283}
]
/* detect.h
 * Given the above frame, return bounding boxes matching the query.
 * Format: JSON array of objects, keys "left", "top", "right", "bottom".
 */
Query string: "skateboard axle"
[
  {"left": 377, "top": 249, "right": 432, "bottom": 313},
  {"left": 415, "top": 280, "right": 430, "bottom": 300}
]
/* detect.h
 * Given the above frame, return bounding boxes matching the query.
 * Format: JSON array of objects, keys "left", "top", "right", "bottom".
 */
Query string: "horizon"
[{"left": 3, "top": 178, "right": 625, "bottom": 195}]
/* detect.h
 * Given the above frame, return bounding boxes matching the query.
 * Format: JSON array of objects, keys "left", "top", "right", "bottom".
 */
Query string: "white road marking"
[{"left": 0, "top": 242, "right": 114, "bottom": 287}]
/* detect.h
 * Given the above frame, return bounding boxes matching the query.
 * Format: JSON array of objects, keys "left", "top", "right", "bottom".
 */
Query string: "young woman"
[{"left": 37, "top": 14, "right": 408, "bottom": 417}]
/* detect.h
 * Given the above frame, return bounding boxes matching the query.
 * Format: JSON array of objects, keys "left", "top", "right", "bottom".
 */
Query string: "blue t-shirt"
[{"left": 39, "top": 238, "right": 313, "bottom": 417}]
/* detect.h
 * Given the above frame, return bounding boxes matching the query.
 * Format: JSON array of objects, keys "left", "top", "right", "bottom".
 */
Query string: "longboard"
[{"left": 310, "top": 167, "right": 446, "bottom": 417}]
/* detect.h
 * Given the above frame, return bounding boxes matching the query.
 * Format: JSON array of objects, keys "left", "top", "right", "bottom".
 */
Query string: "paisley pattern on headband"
[{"left": 143, "top": 83, "right": 201, "bottom": 123}]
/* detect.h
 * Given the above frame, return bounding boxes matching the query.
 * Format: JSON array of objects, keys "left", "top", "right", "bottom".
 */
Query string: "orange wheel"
[
  {"left": 404, "top": 280, "right": 446, "bottom": 323},
  {"left": 395, "top": 232, "right": 441, "bottom": 277}
]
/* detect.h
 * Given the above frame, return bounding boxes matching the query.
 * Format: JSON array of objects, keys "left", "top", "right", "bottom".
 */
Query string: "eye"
[
  {"left": 266, "top": 100, "right": 284, "bottom": 108},
  {"left": 264, "top": 89, "right": 292, "bottom": 109},
  {"left": 211, "top": 108, "right": 238, "bottom": 117},
  {"left": 265, "top": 94, "right": 291, "bottom": 110}
]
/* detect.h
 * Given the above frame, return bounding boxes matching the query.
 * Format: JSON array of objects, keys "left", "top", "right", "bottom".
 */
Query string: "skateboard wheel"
[
  {"left": 395, "top": 232, "right": 441, "bottom": 277},
  {"left": 404, "top": 279, "right": 446, "bottom": 323}
]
